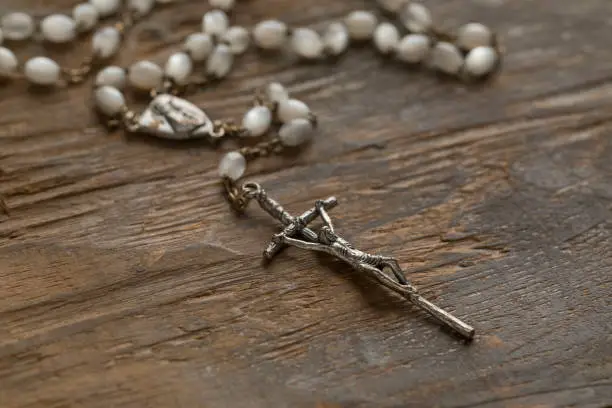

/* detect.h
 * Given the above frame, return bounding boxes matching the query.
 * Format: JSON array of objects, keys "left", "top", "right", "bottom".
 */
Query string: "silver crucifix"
[{"left": 240, "top": 182, "right": 475, "bottom": 340}]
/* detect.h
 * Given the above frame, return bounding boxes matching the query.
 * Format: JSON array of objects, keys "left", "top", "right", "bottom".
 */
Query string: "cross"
[{"left": 248, "top": 186, "right": 475, "bottom": 340}]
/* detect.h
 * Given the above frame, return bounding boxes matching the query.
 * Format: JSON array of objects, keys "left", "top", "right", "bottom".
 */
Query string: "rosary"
[{"left": 0, "top": 0, "right": 502, "bottom": 340}]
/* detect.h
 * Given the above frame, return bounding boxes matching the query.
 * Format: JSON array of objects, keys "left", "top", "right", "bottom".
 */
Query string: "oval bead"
[
  {"left": 207, "top": 44, "right": 233, "bottom": 78},
  {"left": 374, "top": 22, "right": 400, "bottom": 54},
  {"left": 457, "top": 23, "right": 493, "bottom": 50},
  {"left": 323, "top": 22, "right": 349, "bottom": 56},
  {"left": 95, "top": 86, "right": 126, "bottom": 116},
  {"left": 95, "top": 66, "right": 126, "bottom": 89},
  {"left": 218, "top": 151, "right": 246, "bottom": 181},
  {"left": 242, "top": 106, "right": 272, "bottom": 137},
  {"left": 24, "top": 57, "right": 61, "bottom": 86},
  {"left": 430, "top": 42, "right": 464, "bottom": 75},
  {"left": 345, "top": 10, "right": 377, "bottom": 41},
  {"left": 89, "top": 0, "right": 121, "bottom": 17},
  {"left": 73, "top": 3, "right": 99, "bottom": 32},
  {"left": 92, "top": 27, "right": 121, "bottom": 58},
  {"left": 1, "top": 12, "right": 35, "bottom": 41},
  {"left": 291, "top": 28, "right": 324, "bottom": 59},
  {"left": 279, "top": 118, "right": 314, "bottom": 147},
  {"left": 464, "top": 46, "right": 498, "bottom": 76},
  {"left": 0, "top": 47, "right": 18, "bottom": 75},
  {"left": 396, "top": 34, "right": 430, "bottom": 63},
  {"left": 202, "top": 10, "right": 229, "bottom": 36},
  {"left": 128, "top": 0, "right": 155, "bottom": 16},
  {"left": 266, "top": 82, "right": 289, "bottom": 104},
  {"left": 164, "top": 52, "right": 193, "bottom": 85},
  {"left": 222, "top": 26, "right": 250, "bottom": 54},
  {"left": 41, "top": 14, "right": 77, "bottom": 43},
  {"left": 184, "top": 33, "right": 214, "bottom": 61},
  {"left": 209, "top": 0, "right": 235, "bottom": 11},
  {"left": 253, "top": 20, "right": 287, "bottom": 50},
  {"left": 278, "top": 99, "right": 310, "bottom": 123},
  {"left": 401, "top": 3, "right": 432, "bottom": 33},
  {"left": 128, "top": 60, "right": 164, "bottom": 90}
]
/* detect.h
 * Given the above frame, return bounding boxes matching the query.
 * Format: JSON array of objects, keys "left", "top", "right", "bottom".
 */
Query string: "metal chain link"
[
  {"left": 238, "top": 137, "right": 283, "bottom": 161},
  {"left": 223, "top": 177, "right": 251, "bottom": 212}
]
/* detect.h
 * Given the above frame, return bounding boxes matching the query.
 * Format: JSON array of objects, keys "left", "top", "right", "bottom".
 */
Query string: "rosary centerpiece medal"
[{"left": 137, "top": 94, "right": 218, "bottom": 140}]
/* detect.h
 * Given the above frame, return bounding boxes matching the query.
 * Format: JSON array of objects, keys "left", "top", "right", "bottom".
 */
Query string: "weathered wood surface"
[{"left": 1, "top": 0, "right": 611, "bottom": 407}]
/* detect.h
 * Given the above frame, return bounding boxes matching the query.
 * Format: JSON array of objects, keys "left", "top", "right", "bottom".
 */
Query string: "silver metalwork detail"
[
  {"left": 242, "top": 182, "right": 476, "bottom": 340},
  {"left": 137, "top": 94, "right": 219, "bottom": 140}
]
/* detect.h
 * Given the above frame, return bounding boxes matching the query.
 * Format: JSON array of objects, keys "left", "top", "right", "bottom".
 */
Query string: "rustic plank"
[{"left": 0, "top": 0, "right": 611, "bottom": 407}]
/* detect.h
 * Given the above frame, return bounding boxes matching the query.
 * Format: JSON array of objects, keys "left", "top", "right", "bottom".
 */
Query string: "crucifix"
[{"left": 240, "top": 182, "right": 475, "bottom": 340}]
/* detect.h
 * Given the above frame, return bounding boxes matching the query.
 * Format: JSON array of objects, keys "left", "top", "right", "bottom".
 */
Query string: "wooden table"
[{"left": 1, "top": 1, "right": 611, "bottom": 407}]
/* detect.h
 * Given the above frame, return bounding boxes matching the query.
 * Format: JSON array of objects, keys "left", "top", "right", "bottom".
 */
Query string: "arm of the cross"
[{"left": 263, "top": 197, "right": 338, "bottom": 260}]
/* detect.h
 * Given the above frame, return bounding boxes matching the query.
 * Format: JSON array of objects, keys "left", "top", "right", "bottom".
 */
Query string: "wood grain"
[{"left": 1, "top": 0, "right": 611, "bottom": 407}]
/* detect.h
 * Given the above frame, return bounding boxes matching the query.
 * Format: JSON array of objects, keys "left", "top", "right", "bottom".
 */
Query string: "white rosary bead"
[
  {"left": 207, "top": 44, "right": 234, "bottom": 78},
  {"left": 266, "top": 82, "right": 289, "bottom": 104},
  {"left": 94, "top": 86, "right": 126, "bottom": 116},
  {"left": 89, "top": 0, "right": 121, "bottom": 18},
  {"left": 344, "top": 11, "right": 378, "bottom": 41},
  {"left": 373, "top": 22, "right": 400, "bottom": 54},
  {"left": 202, "top": 10, "right": 229, "bottom": 37},
  {"left": 464, "top": 46, "right": 498, "bottom": 76},
  {"left": 430, "top": 42, "right": 464, "bottom": 75},
  {"left": 218, "top": 151, "right": 247, "bottom": 181},
  {"left": 73, "top": 3, "right": 99, "bottom": 32},
  {"left": 253, "top": 20, "right": 287, "bottom": 50},
  {"left": 377, "top": 0, "right": 408, "bottom": 13},
  {"left": 128, "top": 60, "right": 164, "bottom": 90},
  {"left": 165, "top": 52, "right": 193, "bottom": 85},
  {"left": 95, "top": 66, "right": 126, "bottom": 89},
  {"left": 209, "top": 0, "right": 235, "bottom": 12},
  {"left": 41, "top": 14, "right": 77, "bottom": 44},
  {"left": 242, "top": 106, "right": 272, "bottom": 137},
  {"left": 278, "top": 99, "right": 310, "bottom": 123},
  {"left": 0, "top": 47, "right": 18, "bottom": 76},
  {"left": 291, "top": 28, "right": 324, "bottom": 60},
  {"left": 1, "top": 12, "right": 35, "bottom": 41},
  {"left": 24, "top": 57, "right": 61, "bottom": 86},
  {"left": 396, "top": 34, "right": 430, "bottom": 63},
  {"left": 401, "top": 3, "right": 432, "bottom": 33},
  {"left": 457, "top": 23, "right": 493, "bottom": 50},
  {"left": 184, "top": 33, "right": 214, "bottom": 61},
  {"left": 92, "top": 27, "right": 121, "bottom": 58},
  {"left": 323, "top": 22, "right": 349, "bottom": 56},
  {"left": 279, "top": 118, "right": 314, "bottom": 147},
  {"left": 222, "top": 26, "right": 250, "bottom": 54}
]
